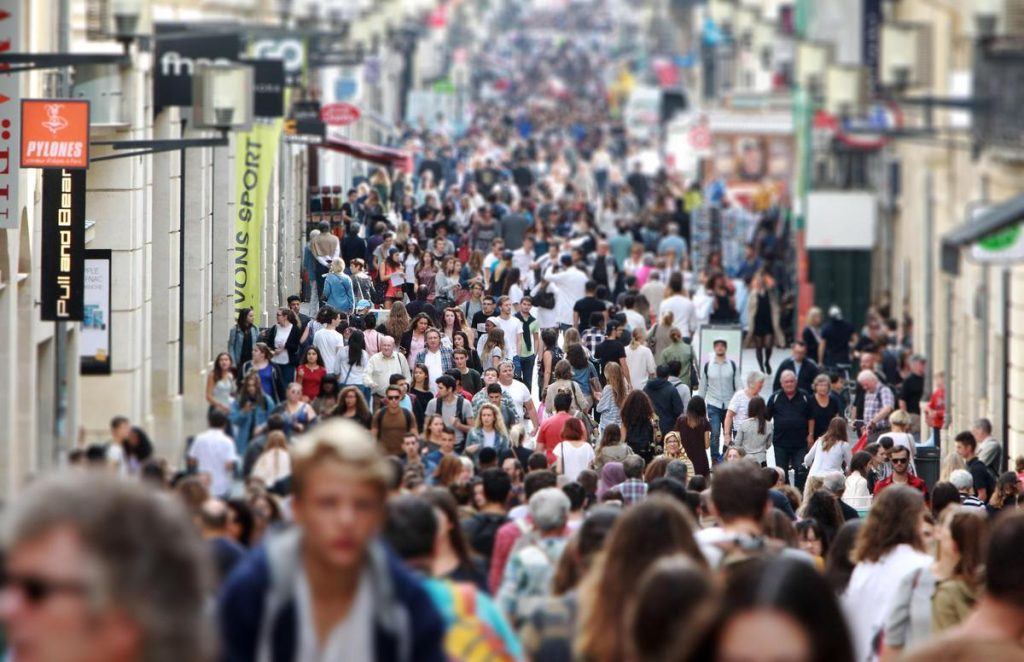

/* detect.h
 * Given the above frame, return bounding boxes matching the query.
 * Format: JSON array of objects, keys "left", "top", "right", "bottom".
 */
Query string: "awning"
[
  {"left": 315, "top": 137, "right": 412, "bottom": 173},
  {"left": 941, "top": 193, "right": 1024, "bottom": 274}
]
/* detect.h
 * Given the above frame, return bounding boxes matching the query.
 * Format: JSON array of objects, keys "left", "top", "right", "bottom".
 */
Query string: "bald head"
[{"left": 198, "top": 499, "right": 228, "bottom": 534}]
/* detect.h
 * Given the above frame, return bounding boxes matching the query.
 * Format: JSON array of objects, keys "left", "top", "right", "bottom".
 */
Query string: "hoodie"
[
  {"left": 218, "top": 528, "right": 445, "bottom": 662},
  {"left": 643, "top": 378, "right": 685, "bottom": 436}
]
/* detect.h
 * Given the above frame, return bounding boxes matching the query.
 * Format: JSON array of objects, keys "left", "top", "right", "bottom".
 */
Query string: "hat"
[
  {"left": 502, "top": 249, "right": 513, "bottom": 260},
  {"left": 356, "top": 299, "right": 372, "bottom": 311},
  {"left": 388, "top": 246, "right": 400, "bottom": 255},
  {"left": 713, "top": 337, "right": 728, "bottom": 347},
  {"left": 485, "top": 317, "right": 500, "bottom": 326},
  {"left": 559, "top": 254, "right": 573, "bottom": 266}
]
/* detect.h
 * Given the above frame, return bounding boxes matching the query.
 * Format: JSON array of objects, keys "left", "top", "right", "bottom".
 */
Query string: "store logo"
[{"left": 41, "top": 103, "right": 69, "bottom": 135}]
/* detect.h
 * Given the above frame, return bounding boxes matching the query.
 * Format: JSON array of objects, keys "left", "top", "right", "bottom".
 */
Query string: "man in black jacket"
[
  {"left": 644, "top": 364, "right": 685, "bottom": 437},
  {"left": 772, "top": 340, "right": 820, "bottom": 393}
]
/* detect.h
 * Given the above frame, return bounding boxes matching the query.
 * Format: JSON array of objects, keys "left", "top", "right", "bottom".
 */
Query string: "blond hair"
[
  {"left": 330, "top": 257, "right": 346, "bottom": 274},
  {"left": 290, "top": 419, "right": 390, "bottom": 498}
]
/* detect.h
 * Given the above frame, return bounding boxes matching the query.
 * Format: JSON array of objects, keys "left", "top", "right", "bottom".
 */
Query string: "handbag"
[
  {"left": 565, "top": 385, "right": 598, "bottom": 442},
  {"left": 533, "top": 283, "right": 556, "bottom": 309},
  {"left": 651, "top": 413, "right": 663, "bottom": 453}
]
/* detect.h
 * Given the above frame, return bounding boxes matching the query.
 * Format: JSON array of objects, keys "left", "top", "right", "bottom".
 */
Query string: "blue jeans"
[
  {"left": 774, "top": 445, "right": 808, "bottom": 491},
  {"left": 514, "top": 354, "right": 536, "bottom": 392},
  {"left": 707, "top": 404, "right": 726, "bottom": 461}
]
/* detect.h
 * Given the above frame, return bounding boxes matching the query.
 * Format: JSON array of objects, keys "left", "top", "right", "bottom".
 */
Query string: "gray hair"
[
  {"left": 623, "top": 455, "right": 646, "bottom": 478},
  {"left": 856, "top": 370, "right": 878, "bottom": 386},
  {"left": 821, "top": 471, "right": 846, "bottom": 495},
  {"left": 746, "top": 370, "right": 766, "bottom": 389},
  {"left": 665, "top": 459, "right": 689, "bottom": 484},
  {"left": 950, "top": 469, "right": 974, "bottom": 492},
  {"left": 3, "top": 473, "right": 214, "bottom": 662},
  {"left": 529, "top": 487, "right": 571, "bottom": 532},
  {"left": 778, "top": 370, "right": 797, "bottom": 384}
]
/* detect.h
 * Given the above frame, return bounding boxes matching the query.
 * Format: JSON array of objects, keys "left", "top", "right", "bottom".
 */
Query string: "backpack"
[
  {"left": 373, "top": 406, "right": 414, "bottom": 431},
  {"left": 703, "top": 359, "right": 738, "bottom": 384},
  {"left": 444, "top": 582, "right": 519, "bottom": 662}
]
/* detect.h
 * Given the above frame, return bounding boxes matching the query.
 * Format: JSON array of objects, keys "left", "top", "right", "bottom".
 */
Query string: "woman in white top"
[
  {"left": 251, "top": 430, "right": 291, "bottom": 488},
  {"left": 732, "top": 396, "right": 772, "bottom": 465},
  {"left": 842, "top": 487, "right": 932, "bottom": 662},
  {"left": 624, "top": 327, "right": 656, "bottom": 390},
  {"left": 335, "top": 329, "right": 371, "bottom": 404},
  {"left": 804, "top": 417, "right": 853, "bottom": 502},
  {"left": 553, "top": 418, "right": 596, "bottom": 483},
  {"left": 844, "top": 450, "right": 873, "bottom": 509}
]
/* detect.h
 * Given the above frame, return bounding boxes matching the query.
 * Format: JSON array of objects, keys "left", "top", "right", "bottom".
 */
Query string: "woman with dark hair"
[
  {"left": 801, "top": 489, "right": 845, "bottom": 549},
  {"left": 733, "top": 395, "right": 772, "bottom": 465},
  {"left": 334, "top": 386, "right": 372, "bottom": 429},
  {"left": 400, "top": 312, "right": 432, "bottom": 358},
  {"left": 230, "top": 371, "right": 275, "bottom": 455},
  {"left": 228, "top": 307, "right": 259, "bottom": 368},
  {"left": 225, "top": 499, "right": 256, "bottom": 548},
  {"left": 123, "top": 426, "right": 154, "bottom": 475},
  {"left": 687, "top": 556, "right": 854, "bottom": 662},
  {"left": 844, "top": 450, "right": 873, "bottom": 510},
  {"left": 422, "top": 488, "right": 486, "bottom": 591},
  {"left": 240, "top": 342, "right": 285, "bottom": 403},
  {"left": 620, "top": 390, "right": 658, "bottom": 463},
  {"left": 674, "top": 395, "right": 711, "bottom": 478},
  {"left": 931, "top": 482, "right": 961, "bottom": 517},
  {"left": 577, "top": 496, "right": 707, "bottom": 662},
  {"left": 593, "top": 424, "right": 631, "bottom": 470},
  {"left": 311, "top": 374, "right": 339, "bottom": 416},
  {"left": 796, "top": 518, "right": 829, "bottom": 562},
  {"left": 844, "top": 486, "right": 932, "bottom": 660},
  {"left": 336, "top": 329, "right": 371, "bottom": 403},
  {"left": 409, "top": 363, "right": 434, "bottom": 430},
  {"left": 538, "top": 327, "right": 564, "bottom": 400},
  {"left": 825, "top": 519, "right": 864, "bottom": 595},
  {"left": 378, "top": 245, "right": 406, "bottom": 308},
  {"left": 987, "top": 471, "right": 1022, "bottom": 516},
  {"left": 502, "top": 267, "right": 524, "bottom": 305},
  {"left": 267, "top": 307, "right": 302, "bottom": 386},
  {"left": 883, "top": 506, "right": 989, "bottom": 656},
  {"left": 294, "top": 346, "right": 326, "bottom": 403},
  {"left": 707, "top": 272, "right": 738, "bottom": 324},
  {"left": 206, "top": 352, "right": 237, "bottom": 414}
]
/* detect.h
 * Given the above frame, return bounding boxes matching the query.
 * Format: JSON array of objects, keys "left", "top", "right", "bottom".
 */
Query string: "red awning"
[{"left": 316, "top": 137, "right": 412, "bottom": 173}]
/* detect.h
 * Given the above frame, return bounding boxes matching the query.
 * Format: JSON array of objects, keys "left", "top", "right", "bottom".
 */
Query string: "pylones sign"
[
  {"left": 233, "top": 120, "right": 281, "bottom": 317},
  {"left": 21, "top": 100, "right": 90, "bottom": 169}
]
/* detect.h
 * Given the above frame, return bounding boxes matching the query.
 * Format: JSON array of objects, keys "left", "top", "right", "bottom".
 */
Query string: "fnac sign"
[{"left": 21, "top": 99, "right": 90, "bottom": 169}]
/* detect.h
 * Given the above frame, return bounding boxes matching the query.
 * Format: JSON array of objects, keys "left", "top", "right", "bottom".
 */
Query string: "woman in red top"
[
  {"left": 922, "top": 371, "right": 945, "bottom": 450},
  {"left": 295, "top": 346, "right": 326, "bottom": 402},
  {"left": 378, "top": 246, "right": 405, "bottom": 308}
]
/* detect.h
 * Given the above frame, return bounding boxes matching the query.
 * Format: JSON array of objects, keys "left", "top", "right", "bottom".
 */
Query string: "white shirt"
[
  {"left": 843, "top": 544, "right": 932, "bottom": 662},
  {"left": 624, "top": 345, "right": 657, "bottom": 391},
  {"left": 273, "top": 324, "right": 293, "bottom": 364},
  {"left": 313, "top": 328, "right": 344, "bottom": 373},
  {"left": 251, "top": 448, "right": 291, "bottom": 488},
  {"left": 512, "top": 248, "right": 535, "bottom": 289},
  {"left": 296, "top": 565, "right": 375, "bottom": 662},
  {"left": 554, "top": 441, "right": 595, "bottom": 482},
  {"left": 727, "top": 389, "right": 755, "bottom": 427},
  {"left": 423, "top": 348, "right": 444, "bottom": 394},
  {"left": 188, "top": 428, "right": 238, "bottom": 497},
  {"left": 544, "top": 266, "right": 588, "bottom": 311},
  {"left": 532, "top": 281, "right": 563, "bottom": 331},
  {"left": 336, "top": 349, "right": 370, "bottom": 386},
  {"left": 659, "top": 294, "right": 698, "bottom": 338},
  {"left": 804, "top": 440, "right": 853, "bottom": 477},
  {"left": 494, "top": 315, "right": 523, "bottom": 360},
  {"left": 500, "top": 379, "right": 533, "bottom": 424},
  {"left": 623, "top": 309, "right": 647, "bottom": 333}
]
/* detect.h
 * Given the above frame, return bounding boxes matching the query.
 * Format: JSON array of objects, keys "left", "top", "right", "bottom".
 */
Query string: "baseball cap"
[
  {"left": 356, "top": 299, "right": 372, "bottom": 311},
  {"left": 486, "top": 317, "right": 500, "bottom": 326},
  {"left": 713, "top": 337, "right": 728, "bottom": 347}
]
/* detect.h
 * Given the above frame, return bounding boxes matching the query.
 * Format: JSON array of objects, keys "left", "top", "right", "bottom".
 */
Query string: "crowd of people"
[{"left": 13, "top": 3, "right": 1023, "bottom": 662}]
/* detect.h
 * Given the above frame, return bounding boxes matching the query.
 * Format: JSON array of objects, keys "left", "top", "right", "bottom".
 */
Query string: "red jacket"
[
  {"left": 874, "top": 474, "right": 929, "bottom": 502},
  {"left": 537, "top": 412, "right": 572, "bottom": 465}
]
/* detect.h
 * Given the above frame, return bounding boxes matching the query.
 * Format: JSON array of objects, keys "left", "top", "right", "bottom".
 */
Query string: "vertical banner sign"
[
  {"left": 233, "top": 120, "right": 282, "bottom": 317},
  {"left": 862, "top": 0, "right": 882, "bottom": 97},
  {"left": 40, "top": 168, "right": 86, "bottom": 321},
  {"left": 81, "top": 250, "right": 112, "bottom": 374},
  {"left": 0, "top": 0, "right": 20, "bottom": 229}
]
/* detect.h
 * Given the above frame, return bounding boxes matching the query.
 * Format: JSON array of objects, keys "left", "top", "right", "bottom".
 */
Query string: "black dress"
[
  {"left": 709, "top": 292, "right": 738, "bottom": 324},
  {"left": 753, "top": 292, "right": 773, "bottom": 336}
]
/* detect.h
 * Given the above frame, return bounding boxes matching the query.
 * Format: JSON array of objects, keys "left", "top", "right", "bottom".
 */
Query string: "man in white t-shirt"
[
  {"left": 187, "top": 410, "right": 239, "bottom": 498},
  {"left": 723, "top": 370, "right": 766, "bottom": 447},
  {"left": 494, "top": 297, "right": 524, "bottom": 361},
  {"left": 498, "top": 360, "right": 538, "bottom": 433},
  {"left": 313, "top": 310, "right": 344, "bottom": 373},
  {"left": 658, "top": 272, "right": 698, "bottom": 341}
]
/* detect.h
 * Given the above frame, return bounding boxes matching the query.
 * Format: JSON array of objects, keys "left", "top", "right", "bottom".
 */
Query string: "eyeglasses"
[
  {"left": 0, "top": 572, "right": 87, "bottom": 606},
  {"left": 891, "top": 457, "right": 909, "bottom": 465},
  {"left": 386, "top": 395, "right": 401, "bottom": 401}
]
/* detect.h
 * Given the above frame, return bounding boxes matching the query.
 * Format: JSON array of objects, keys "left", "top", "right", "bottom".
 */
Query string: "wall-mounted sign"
[
  {"left": 283, "top": 101, "right": 325, "bottom": 144},
  {"left": 0, "top": 0, "right": 21, "bottom": 228},
  {"left": 251, "top": 37, "right": 305, "bottom": 87},
  {"left": 154, "top": 23, "right": 240, "bottom": 110},
  {"left": 247, "top": 59, "right": 286, "bottom": 118},
  {"left": 40, "top": 168, "right": 86, "bottom": 321},
  {"left": 81, "top": 249, "right": 112, "bottom": 374},
  {"left": 20, "top": 100, "right": 90, "bottom": 169},
  {"left": 320, "top": 102, "right": 360, "bottom": 126}
]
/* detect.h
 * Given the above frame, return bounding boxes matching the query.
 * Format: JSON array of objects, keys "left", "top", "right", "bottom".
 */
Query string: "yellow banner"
[{"left": 233, "top": 120, "right": 281, "bottom": 317}]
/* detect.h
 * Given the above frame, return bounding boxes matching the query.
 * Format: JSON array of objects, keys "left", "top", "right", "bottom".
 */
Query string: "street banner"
[
  {"left": 233, "top": 120, "right": 281, "bottom": 318},
  {"left": 0, "top": 0, "right": 21, "bottom": 228},
  {"left": 247, "top": 59, "right": 286, "bottom": 118},
  {"left": 40, "top": 168, "right": 86, "bottom": 321},
  {"left": 20, "top": 100, "right": 90, "bottom": 169},
  {"left": 81, "top": 250, "right": 112, "bottom": 374},
  {"left": 862, "top": 0, "right": 882, "bottom": 96}
]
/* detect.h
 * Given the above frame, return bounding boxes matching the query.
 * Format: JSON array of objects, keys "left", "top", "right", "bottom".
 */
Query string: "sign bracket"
[{"left": 89, "top": 131, "right": 228, "bottom": 162}]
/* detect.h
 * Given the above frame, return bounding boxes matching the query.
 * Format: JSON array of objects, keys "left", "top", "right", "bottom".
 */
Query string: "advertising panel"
[
  {"left": 81, "top": 250, "right": 112, "bottom": 374},
  {"left": 233, "top": 120, "right": 281, "bottom": 317},
  {"left": 40, "top": 168, "right": 86, "bottom": 321},
  {"left": 154, "top": 23, "right": 240, "bottom": 110},
  {"left": 20, "top": 100, "right": 90, "bottom": 169}
]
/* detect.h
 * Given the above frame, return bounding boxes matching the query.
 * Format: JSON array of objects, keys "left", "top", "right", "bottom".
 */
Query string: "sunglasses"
[
  {"left": 891, "top": 457, "right": 909, "bottom": 465},
  {"left": 386, "top": 395, "right": 401, "bottom": 401},
  {"left": 1, "top": 573, "right": 87, "bottom": 606}
]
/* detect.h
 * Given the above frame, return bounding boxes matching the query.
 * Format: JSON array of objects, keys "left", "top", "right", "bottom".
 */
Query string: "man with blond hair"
[{"left": 219, "top": 419, "right": 445, "bottom": 661}]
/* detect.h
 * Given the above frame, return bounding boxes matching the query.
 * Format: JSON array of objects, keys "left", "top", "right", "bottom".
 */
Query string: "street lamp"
[
  {"left": 880, "top": 23, "right": 928, "bottom": 92},
  {"left": 796, "top": 41, "right": 832, "bottom": 103},
  {"left": 825, "top": 64, "right": 866, "bottom": 119}
]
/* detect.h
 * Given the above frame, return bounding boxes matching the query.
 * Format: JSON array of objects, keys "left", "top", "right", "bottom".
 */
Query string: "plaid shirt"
[
  {"left": 863, "top": 384, "right": 895, "bottom": 429},
  {"left": 414, "top": 347, "right": 454, "bottom": 373},
  {"left": 616, "top": 478, "right": 648, "bottom": 505},
  {"left": 581, "top": 328, "right": 605, "bottom": 356}
]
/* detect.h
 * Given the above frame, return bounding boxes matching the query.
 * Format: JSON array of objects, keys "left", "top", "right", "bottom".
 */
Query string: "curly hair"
[{"left": 620, "top": 390, "right": 654, "bottom": 430}]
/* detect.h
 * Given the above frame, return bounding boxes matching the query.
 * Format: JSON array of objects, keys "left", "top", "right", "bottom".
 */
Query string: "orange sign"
[{"left": 20, "top": 99, "right": 90, "bottom": 169}]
